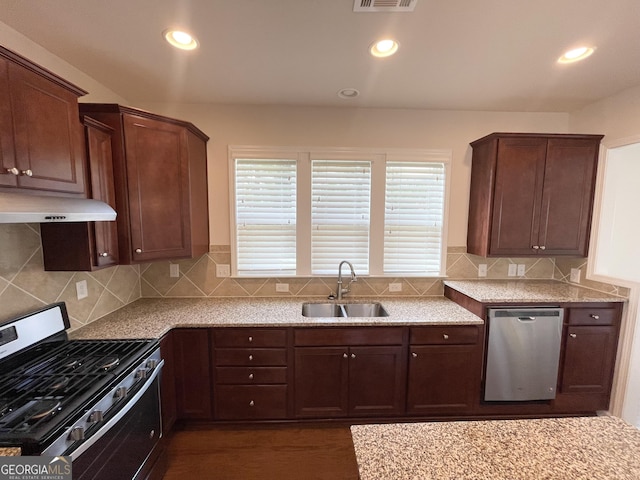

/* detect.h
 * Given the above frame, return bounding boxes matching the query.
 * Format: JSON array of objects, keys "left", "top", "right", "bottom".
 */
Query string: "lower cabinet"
[
  {"left": 212, "top": 328, "right": 289, "bottom": 420},
  {"left": 407, "top": 326, "right": 483, "bottom": 415},
  {"left": 172, "top": 329, "right": 213, "bottom": 420},
  {"left": 159, "top": 334, "right": 177, "bottom": 433},
  {"left": 293, "top": 327, "right": 406, "bottom": 418}
]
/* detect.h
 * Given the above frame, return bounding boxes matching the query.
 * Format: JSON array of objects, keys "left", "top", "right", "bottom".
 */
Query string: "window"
[{"left": 230, "top": 147, "right": 450, "bottom": 277}]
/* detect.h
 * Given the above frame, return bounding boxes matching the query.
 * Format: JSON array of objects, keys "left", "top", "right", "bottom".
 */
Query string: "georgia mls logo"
[{"left": 0, "top": 456, "right": 72, "bottom": 480}]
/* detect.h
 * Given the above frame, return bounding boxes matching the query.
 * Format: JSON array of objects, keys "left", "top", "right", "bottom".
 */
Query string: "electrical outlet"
[
  {"left": 478, "top": 264, "right": 487, "bottom": 277},
  {"left": 169, "top": 264, "right": 180, "bottom": 278},
  {"left": 216, "top": 264, "right": 231, "bottom": 277},
  {"left": 508, "top": 264, "right": 517, "bottom": 277},
  {"left": 76, "top": 280, "right": 88, "bottom": 300},
  {"left": 275, "top": 283, "right": 289, "bottom": 292},
  {"left": 389, "top": 282, "right": 402, "bottom": 292},
  {"left": 570, "top": 268, "right": 581, "bottom": 283},
  {"left": 517, "top": 264, "right": 526, "bottom": 276}
]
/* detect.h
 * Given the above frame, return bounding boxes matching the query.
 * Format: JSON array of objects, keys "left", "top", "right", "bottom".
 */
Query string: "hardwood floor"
[{"left": 162, "top": 424, "right": 360, "bottom": 480}]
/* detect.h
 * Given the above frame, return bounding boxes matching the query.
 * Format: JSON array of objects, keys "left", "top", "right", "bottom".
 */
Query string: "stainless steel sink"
[{"left": 301, "top": 302, "right": 388, "bottom": 318}]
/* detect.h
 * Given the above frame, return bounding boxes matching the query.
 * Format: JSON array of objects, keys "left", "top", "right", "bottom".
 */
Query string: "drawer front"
[
  {"left": 410, "top": 326, "right": 479, "bottom": 345},
  {"left": 294, "top": 327, "right": 404, "bottom": 346},
  {"left": 215, "top": 348, "right": 287, "bottom": 366},
  {"left": 216, "top": 385, "right": 288, "bottom": 420},
  {"left": 214, "top": 328, "right": 287, "bottom": 347},
  {"left": 215, "top": 366, "right": 287, "bottom": 385},
  {"left": 567, "top": 307, "right": 617, "bottom": 326}
]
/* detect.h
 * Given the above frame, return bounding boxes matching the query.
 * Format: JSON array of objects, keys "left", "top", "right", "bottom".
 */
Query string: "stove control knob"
[
  {"left": 135, "top": 369, "right": 148, "bottom": 379},
  {"left": 114, "top": 386, "right": 128, "bottom": 400},
  {"left": 69, "top": 426, "right": 85, "bottom": 441},
  {"left": 88, "top": 410, "right": 104, "bottom": 423},
  {"left": 146, "top": 359, "right": 158, "bottom": 369}
]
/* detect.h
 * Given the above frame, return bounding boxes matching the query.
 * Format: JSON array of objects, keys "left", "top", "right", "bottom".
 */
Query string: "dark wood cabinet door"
[
  {"left": 0, "top": 55, "right": 17, "bottom": 187},
  {"left": 489, "top": 137, "right": 547, "bottom": 256},
  {"left": 560, "top": 325, "right": 617, "bottom": 395},
  {"left": 294, "top": 347, "right": 349, "bottom": 418},
  {"left": 172, "top": 329, "right": 213, "bottom": 419},
  {"left": 348, "top": 346, "right": 406, "bottom": 416},
  {"left": 159, "top": 334, "right": 177, "bottom": 433},
  {"left": 538, "top": 138, "right": 598, "bottom": 255},
  {"left": 7, "top": 61, "right": 85, "bottom": 194},
  {"left": 407, "top": 345, "right": 480, "bottom": 415},
  {"left": 123, "top": 113, "right": 191, "bottom": 262}
]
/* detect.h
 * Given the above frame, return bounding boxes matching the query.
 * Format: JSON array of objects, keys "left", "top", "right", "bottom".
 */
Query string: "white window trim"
[{"left": 228, "top": 146, "right": 452, "bottom": 277}]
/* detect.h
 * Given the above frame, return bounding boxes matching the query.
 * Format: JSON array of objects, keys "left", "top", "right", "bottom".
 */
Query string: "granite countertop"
[
  {"left": 444, "top": 279, "right": 626, "bottom": 303},
  {"left": 351, "top": 416, "right": 640, "bottom": 480},
  {"left": 70, "top": 296, "right": 483, "bottom": 340},
  {"left": 0, "top": 447, "right": 21, "bottom": 456}
]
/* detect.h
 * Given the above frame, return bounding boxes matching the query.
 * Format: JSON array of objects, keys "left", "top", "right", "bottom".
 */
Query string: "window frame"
[{"left": 229, "top": 146, "right": 451, "bottom": 277}]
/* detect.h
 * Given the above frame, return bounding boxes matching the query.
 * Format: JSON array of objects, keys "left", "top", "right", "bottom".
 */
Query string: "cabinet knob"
[
  {"left": 249, "top": 400, "right": 255, "bottom": 407},
  {"left": 590, "top": 314, "right": 600, "bottom": 320},
  {"left": 343, "top": 353, "right": 348, "bottom": 358},
  {"left": 443, "top": 334, "right": 449, "bottom": 340},
  {"left": 21, "top": 169, "right": 33, "bottom": 177},
  {"left": 248, "top": 354, "right": 253, "bottom": 361},
  {"left": 248, "top": 373, "right": 254, "bottom": 380},
  {"left": 248, "top": 336, "right": 253, "bottom": 342},
  {"left": 351, "top": 353, "right": 356, "bottom": 359},
  {"left": 100, "top": 252, "right": 109, "bottom": 257},
  {"left": 6, "top": 167, "right": 19, "bottom": 176},
  {"left": 570, "top": 333, "right": 577, "bottom": 338},
  {"left": 135, "top": 248, "right": 142, "bottom": 253},
  {"left": 532, "top": 245, "right": 540, "bottom": 250},
  {"left": 412, "top": 352, "right": 418, "bottom": 358},
  {"left": 539, "top": 245, "right": 546, "bottom": 250}
]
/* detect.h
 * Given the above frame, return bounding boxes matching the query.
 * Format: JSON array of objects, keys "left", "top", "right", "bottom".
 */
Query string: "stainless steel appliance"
[
  {"left": 484, "top": 307, "right": 563, "bottom": 401},
  {"left": 0, "top": 303, "right": 163, "bottom": 479}
]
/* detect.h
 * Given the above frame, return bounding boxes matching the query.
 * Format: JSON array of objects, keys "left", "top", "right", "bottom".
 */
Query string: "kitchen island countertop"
[
  {"left": 69, "top": 296, "right": 483, "bottom": 340},
  {"left": 351, "top": 415, "right": 640, "bottom": 480}
]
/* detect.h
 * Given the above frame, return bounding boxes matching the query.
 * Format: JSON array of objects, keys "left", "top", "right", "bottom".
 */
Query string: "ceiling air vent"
[{"left": 353, "top": 0, "right": 417, "bottom": 12}]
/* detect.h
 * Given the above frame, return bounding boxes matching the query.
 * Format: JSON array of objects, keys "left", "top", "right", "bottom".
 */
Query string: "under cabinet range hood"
[{"left": 0, "top": 191, "right": 117, "bottom": 223}]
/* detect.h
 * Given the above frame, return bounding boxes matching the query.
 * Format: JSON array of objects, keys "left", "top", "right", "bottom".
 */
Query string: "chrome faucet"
[{"left": 336, "top": 260, "right": 357, "bottom": 300}]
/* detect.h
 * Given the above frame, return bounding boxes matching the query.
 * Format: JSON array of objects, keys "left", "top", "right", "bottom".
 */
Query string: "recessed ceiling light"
[
  {"left": 558, "top": 46, "right": 595, "bottom": 64},
  {"left": 338, "top": 88, "right": 360, "bottom": 99},
  {"left": 369, "top": 39, "right": 399, "bottom": 58},
  {"left": 163, "top": 29, "right": 199, "bottom": 50}
]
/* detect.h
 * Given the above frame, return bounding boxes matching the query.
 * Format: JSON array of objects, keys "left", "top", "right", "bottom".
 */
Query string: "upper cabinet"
[
  {"left": 467, "top": 133, "right": 603, "bottom": 257},
  {"left": 78, "top": 104, "right": 210, "bottom": 264},
  {"left": 0, "top": 46, "right": 86, "bottom": 195}
]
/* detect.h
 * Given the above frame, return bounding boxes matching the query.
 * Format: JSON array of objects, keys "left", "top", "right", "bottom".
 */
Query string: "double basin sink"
[{"left": 302, "top": 302, "right": 388, "bottom": 318}]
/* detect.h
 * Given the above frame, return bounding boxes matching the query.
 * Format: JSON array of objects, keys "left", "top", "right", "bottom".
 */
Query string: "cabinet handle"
[
  {"left": 135, "top": 248, "right": 142, "bottom": 254},
  {"left": 539, "top": 245, "right": 546, "bottom": 250},
  {"left": 443, "top": 334, "right": 449, "bottom": 340},
  {"left": 570, "top": 333, "right": 577, "bottom": 338},
  {"left": 6, "top": 167, "right": 19, "bottom": 176},
  {"left": 249, "top": 400, "right": 254, "bottom": 407},
  {"left": 532, "top": 245, "right": 540, "bottom": 250},
  {"left": 100, "top": 252, "right": 109, "bottom": 257},
  {"left": 351, "top": 353, "right": 356, "bottom": 359},
  {"left": 412, "top": 352, "right": 418, "bottom": 358},
  {"left": 248, "top": 354, "right": 253, "bottom": 361},
  {"left": 248, "top": 336, "right": 253, "bottom": 342},
  {"left": 21, "top": 169, "right": 33, "bottom": 177},
  {"left": 590, "top": 314, "right": 600, "bottom": 320},
  {"left": 248, "top": 373, "right": 254, "bottom": 380},
  {"left": 343, "top": 353, "right": 348, "bottom": 358}
]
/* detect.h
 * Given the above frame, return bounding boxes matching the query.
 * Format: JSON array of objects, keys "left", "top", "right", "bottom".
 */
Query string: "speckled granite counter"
[
  {"left": 444, "top": 280, "right": 626, "bottom": 304},
  {"left": 351, "top": 416, "right": 640, "bottom": 480},
  {"left": 0, "top": 447, "right": 21, "bottom": 456},
  {"left": 69, "top": 297, "right": 482, "bottom": 340}
]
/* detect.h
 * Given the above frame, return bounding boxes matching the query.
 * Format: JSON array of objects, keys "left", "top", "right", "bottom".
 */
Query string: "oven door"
[{"left": 70, "top": 365, "right": 164, "bottom": 480}]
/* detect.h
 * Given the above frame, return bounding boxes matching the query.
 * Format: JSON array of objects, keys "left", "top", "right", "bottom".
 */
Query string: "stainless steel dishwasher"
[{"left": 484, "top": 307, "right": 564, "bottom": 401}]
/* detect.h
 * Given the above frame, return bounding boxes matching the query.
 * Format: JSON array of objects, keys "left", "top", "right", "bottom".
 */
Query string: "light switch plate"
[
  {"left": 478, "top": 264, "right": 487, "bottom": 277},
  {"left": 508, "top": 264, "right": 517, "bottom": 277},
  {"left": 275, "top": 283, "right": 289, "bottom": 292},
  {"left": 76, "top": 280, "right": 88, "bottom": 300},
  {"left": 570, "top": 268, "right": 581, "bottom": 283},
  {"left": 216, "top": 264, "right": 231, "bottom": 277},
  {"left": 169, "top": 264, "right": 180, "bottom": 278},
  {"left": 389, "top": 282, "right": 402, "bottom": 292},
  {"left": 517, "top": 264, "right": 526, "bottom": 276}
]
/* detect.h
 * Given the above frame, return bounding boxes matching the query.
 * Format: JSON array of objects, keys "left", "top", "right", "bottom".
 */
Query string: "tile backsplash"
[{"left": 0, "top": 223, "right": 628, "bottom": 330}]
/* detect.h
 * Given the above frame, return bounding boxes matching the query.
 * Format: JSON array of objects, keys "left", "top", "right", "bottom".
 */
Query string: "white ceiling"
[{"left": 1, "top": 0, "right": 639, "bottom": 112}]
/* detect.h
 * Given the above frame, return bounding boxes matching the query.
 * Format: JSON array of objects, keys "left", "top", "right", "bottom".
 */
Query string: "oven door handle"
[{"left": 68, "top": 359, "right": 164, "bottom": 460}]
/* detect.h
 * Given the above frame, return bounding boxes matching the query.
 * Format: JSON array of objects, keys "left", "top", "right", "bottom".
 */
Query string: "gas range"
[{"left": 0, "top": 303, "right": 163, "bottom": 479}]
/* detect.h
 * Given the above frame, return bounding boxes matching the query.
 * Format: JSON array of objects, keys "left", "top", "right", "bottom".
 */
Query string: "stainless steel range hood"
[{"left": 0, "top": 192, "right": 117, "bottom": 223}]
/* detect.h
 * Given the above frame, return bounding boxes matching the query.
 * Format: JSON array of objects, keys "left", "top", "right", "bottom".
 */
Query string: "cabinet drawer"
[
  {"left": 567, "top": 308, "right": 617, "bottom": 326},
  {"left": 294, "top": 327, "right": 404, "bottom": 346},
  {"left": 215, "top": 366, "right": 287, "bottom": 385},
  {"left": 410, "top": 326, "right": 479, "bottom": 345},
  {"left": 216, "top": 385, "right": 288, "bottom": 420},
  {"left": 215, "top": 348, "right": 287, "bottom": 366},
  {"left": 213, "top": 328, "right": 287, "bottom": 347}
]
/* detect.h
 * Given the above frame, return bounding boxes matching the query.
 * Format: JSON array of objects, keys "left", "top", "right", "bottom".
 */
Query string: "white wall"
[{"left": 137, "top": 102, "right": 569, "bottom": 247}]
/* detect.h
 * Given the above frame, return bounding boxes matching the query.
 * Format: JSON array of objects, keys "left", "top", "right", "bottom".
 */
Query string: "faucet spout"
[{"left": 336, "top": 261, "right": 357, "bottom": 300}]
